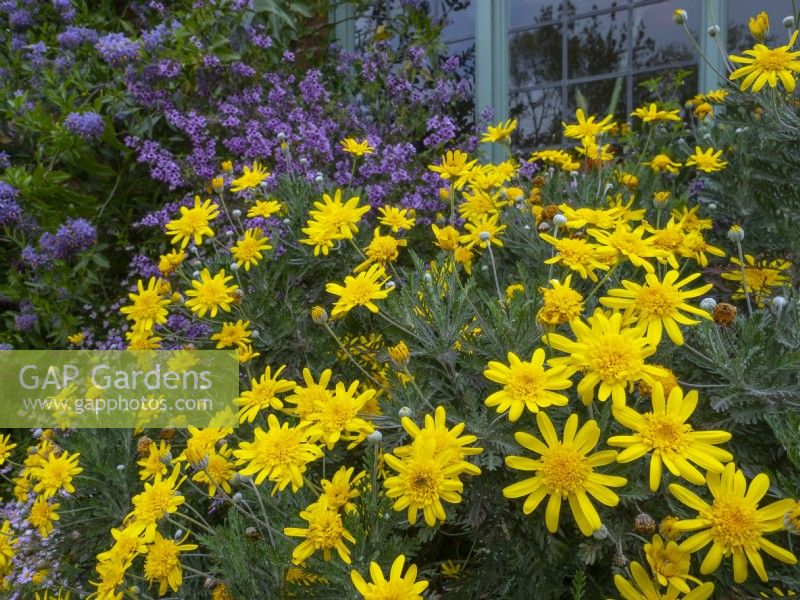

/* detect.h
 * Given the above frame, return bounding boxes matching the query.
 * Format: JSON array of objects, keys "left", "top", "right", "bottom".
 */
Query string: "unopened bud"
[
  {"left": 771, "top": 296, "right": 787, "bottom": 311},
  {"left": 699, "top": 297, "right": 717, "bottom": 312},
  {"left": 310, "top": 306, "right": 328, "bottom": 324},
  {"left": 673, "top": 9, "right": 687, "bottom": 24},
  {"left": 783, "top": 15, "right": 795, "bottom": 29},
  {"left": 232, "top": 209, "right": 241, "bottom": 218},
  {"left": 478, "top": 231, "right": 491, "bottom": 242},
  {"left": 727, "top": 225, "right": 744, "bottom": 242},
  {"left": 230, "top": 262, "right": 239, "bottom": 271},
  {"left": 707, "top": 25, "right": 719, "bottom": 37},
  {"left": 398, "top": 406, "right": 412, "bottom": 418},
  {"left": 592, "top": 524, "right": 609, "bottom": 540},
  {"left": 367, "top": 430, "right": 383, "bottom": 443}
]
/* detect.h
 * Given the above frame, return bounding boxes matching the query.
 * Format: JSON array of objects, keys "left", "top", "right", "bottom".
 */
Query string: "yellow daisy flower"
[
  {"left": 325, "top": 264, "right": 393, "bottom": 318},
  {"left": 350, "top": 555, "right": 428, "bottom": 600},
  {"left": 729, "top": 30, "right": 800, "bottom": 93},
  {"left": 481, "top": 118, "right": 518, "bottom": 143},
  {"left": 340, "top": 137, "right": 375, "bottom": 156},
  {"left": 230, "top": 160, "right": 270, "bottom": 192},
  {"left": 184, "top": 268, "right": 239, "bottom": 318},
  {"left": 284, "top": 496, "right": 356, "bottom": 564},
  {"left": 503, "top": 412, "right": 627, "bottom": 535},
  {"left": 684, "top": 147, "right": 727, "bottom": 173},
  {"left": 165, "top": 196, "right": 219, "bottom": 248}
]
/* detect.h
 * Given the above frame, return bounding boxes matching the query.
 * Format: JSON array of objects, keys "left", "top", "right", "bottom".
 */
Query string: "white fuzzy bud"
[
  {"left": 277, "top": 132, "right": 286, "bottom": 141},
  {"left": 592, "top": 524, "right": 610, "bottom": 539},
  {"left": 232, "top": 209, "right": 241, "bottom": 218},
  {"left": 771, "top": 296, "right": 787, "bottom": 311},
  {"left": 229, "top": 262, "right": 239, "bottom": 271},
  {"left": 538, "top": 222, "right": 551, "bottom": 232},
  {"left": 672, "top": 9, "right": 687, "bottom": 24},
  {"left": 116, "top": 464, "right": 125, "bottom": 471},
  {"left": 367, "top": 430, "right": 383, "bottom": 443},
  {"left": 399, "top": 407, "right": 412, "bottom": 418},
  {"left": 699, "top": 297, "right": 717, "bottom": 312},
  {"left": 385, "top": 280, "right": 396, "bottom": 289},
  {"left": 784, "top": 15, "right": 795, "bottom": 28},
  {"left": 707, "top": 25, "right": 719, "bottom": 37},
  {"left": 314, "top": 174, "right": 323, "bottom": 183},
  {"left": 478, "top": 231, "right": 491, "bottom": 242},
  {"left": 553, "top": 214, "right": 567, "bottom": 226}
]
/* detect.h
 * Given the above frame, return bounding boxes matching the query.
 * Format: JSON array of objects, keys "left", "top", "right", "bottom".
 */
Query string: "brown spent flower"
[
  {"left": 532, "top": 175, "right": 546, "bottom": 188},
  {"left": 136, "top": 435, "right": 153, "bottom": 457},
  {"left": 634, "top": 512, "right": 657, "bottom": 535},
  {"left": 713, "top": 302, "right": 738, "bottom": 326},
  {"left": 159, "top": 428, "right": 177, "bottom": 441},
  {"left": 542, "top": 204, "right": 561, "bottom": 221}
]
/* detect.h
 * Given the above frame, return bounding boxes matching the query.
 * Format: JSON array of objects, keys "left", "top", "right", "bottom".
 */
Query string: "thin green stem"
[
  {"left": 486, "top": 244, "right": 504, "bottom": 305},
  {"left": 735, "top": 241, "right": 753, "bottom": 316}
]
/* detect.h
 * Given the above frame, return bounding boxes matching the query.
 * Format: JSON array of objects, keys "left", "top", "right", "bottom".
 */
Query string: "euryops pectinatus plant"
[{"left": 2, "top": 6, "right": 800, "bottom": 600}]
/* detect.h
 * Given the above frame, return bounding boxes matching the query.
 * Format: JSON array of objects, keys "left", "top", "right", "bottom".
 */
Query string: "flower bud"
[
  {"left": 388, "top": 341, "right": 410, "bottom": 369},
  {"left": 727, "top": 224, "right": 744, "bottom": 242},
  {"left": 707, "top": 25, "right": 719, "bottom": 37},
  {"left": 699, "top": 297, "right": 717, "bottom": 312},
  {"left": 385, "top": 280, "right": 396, "bottom": 289},
  {"left": 478, "top": 231, "right": 491, "bottom": 242},
  {"left": 367, "top": 430, "right": 383, "bottom": 443},
  {"left": 116, "top": 464, "right": 125, "bottom": 471},
  {"left": 221, "top": 160, "right": 233, "bottom": 173},
  {"left": 552, "top": 213, "right": 567, "bottom": 226},
  {"left": 538, "top": 222, "right": 551, "bottom": 232},
  {"left": 398, "top": 406, "right": 412, "bottom": 418},
  {"left": 771, "top": 296, "right": 787, "bottom": 311},
  {"left": 592, "top": 524, "right": 609, "bottom": 540},
  {"left": 784, "top": 15, "right": 795, "bottom": 29},
  {"left": 673, "top": 9, "right": 687, "bottom": 24},
  {"left": 749, "top": 11, "right": 769, "bottom": 41},
  {"left": 232, "top": 492, "right": 243, "bottom": 503},
  {"left": 659, "top": 516, "right": 682, "bottom": 541},
  {"left": 211, "top": 176, "right": 225, "bottom": 192},
  {"left": 314, "top": 174, "right": 323, "bottom": 183},
  {"left": 229, "top": 262, "right": 239, "bottom": 272},
  {"left": 232, "top": 209, "right": 241, "bottom": 218},
  {"left": 174, "top": 529, "right": 184, "bottom": 540},
  {"left": 277, "top": 132, "right": 286, "bottom": 141},
  {"left": 310, "top": 306, "right": 328, "bottom": 324}
]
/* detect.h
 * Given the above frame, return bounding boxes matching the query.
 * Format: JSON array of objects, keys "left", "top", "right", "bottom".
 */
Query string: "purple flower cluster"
[
  {"left": 38, "top": 217, "right": 97, "bottom": 261},
  {"left": 424, "top": 114, "right": 457, "bottom": 147},
  {"left": 125, "top": 137, "right": 184, "bottom": 190},
  {"left": 57, "top": 25, "right": 98, "bottom": 48},
  {"left": 94, "top": 32, "right": 139, "bottom": 65},
  {"left": 64, "top": 111, "right": 105, "bottom": 141},
  {"left": 0, "top": 182, "right": 22, "bottom": 226}
]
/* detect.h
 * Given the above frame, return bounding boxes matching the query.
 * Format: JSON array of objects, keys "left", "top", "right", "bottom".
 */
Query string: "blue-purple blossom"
[
  {"left": 39, "top": 218, "right": 97, "bottom": 261},
  {"left": 64, "top": 111, "right": 105, "bottom": 141},
  {"left": 95, "top": 32, "right": 139, "bottom": 65},
  {"left": 14, "top": 311, "right": 38, "bottom": 333},
  {"left": 57, "top": 26, "right": 98, "bottom": 48}
]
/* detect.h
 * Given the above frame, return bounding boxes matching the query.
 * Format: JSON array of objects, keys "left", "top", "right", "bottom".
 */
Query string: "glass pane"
[
  {"left": 569, "top": 0, "right": 626, "bottom": 17},
  {"left": 567, "top": 77, "right": 628, "bottom": 120},
  {"left": 509, "top": 25, "right": 563, "bottom": 89},
  {"left": 509, "top": 0, "right": 563, "bottom": 28},
  {"left": 632, "top": 1, "right": 698, "bottom": 68},
  {"left": 438, "top": 0, "right": 475, "bottom": 42},
  {"left": 727, "top": 0, "right": 788, "bottom": 53},
  {"left": 510, "top": 87, "right": 564, "bottom": 149},
  {"left": 567, "top": 10, "right": 628, "bottom": 78}
]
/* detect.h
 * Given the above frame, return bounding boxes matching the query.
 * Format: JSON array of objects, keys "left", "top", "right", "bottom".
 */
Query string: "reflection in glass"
[
  {"left": 633, "top": 69, "right": 698, "bottom": 110},
  {"left": 567, "top": 77, "right": 626, "bottom": 119},
  {"left": 632, "top": 1, "right": 696, "bottom": 68},
  {"left": 509, "top": 26, "right": 563, "bottom": 88},
  {"left": 509, "top": 0, "right": 562, "bottom": 28},
  {"left": 438, "top": 0, "right": 475, "bottom": 42},
  {"left": 510, "top": 87, "right": 563, "bottom": 148},
  {"left": 567, "top": 10, "right": 627, "bottom": 78}
]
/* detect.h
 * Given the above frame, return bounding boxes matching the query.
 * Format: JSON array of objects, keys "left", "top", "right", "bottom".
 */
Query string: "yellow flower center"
[
  {"left": 345, "top": 279, "right": 380, "bottom": 305},
  {"left": 710, "top": 496, "right": 760, "bottom": 549},
  {"left": 540, "top": 445, "right": 589, "bottom": 496},
  {"left": 139, "top": 484, "right": 173, "bottom": 522},
  {"left": 634, "top": 284, "right": 682, "bottom": 318},
  {"left": 368, "top": 236, "right": 400, "bottom": 261},
  {"left": 643, "top": 414, "right": 691, "bottom": 454},
  {"left": 144, "top": 540, "right": 179, "bottom": 580},
  {"left": 753, "top": 47, "right": 795, "bottom": 71},
  {"left": 182, "top": 209, "right": 209, "bottom": 233},
  {"left": 406, "top": 462, "right": 439, "bottom": 504},
  {"left": 588, "top": 335, "right": 640, "bottom": 382},
  {"left": 307, "top": 510, "right": 346, "bottom": 550},
  {"left": 649, "top": 543, "right": 688, "bottom": 578},
  {"left": 507, "top": 363, "right": 547, "bottom": 403}
]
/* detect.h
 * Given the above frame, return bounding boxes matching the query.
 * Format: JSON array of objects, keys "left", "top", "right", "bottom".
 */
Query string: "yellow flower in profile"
[
  {"left": 545, "top": 310, "right": 665, "bottom": 405},
  {"left": 503, "top": 412, "right": 627, "bottom": 535},
  {"left": 211, "top": 319, "right": 252, "bottom": 350},
  {"left": 142, "top": 532, "right": 197, "bottom": 596},
  {"left": 301, "top": 189, "right": 371, "bottom": 255},
  {"left": 184, "top": 268, "right": 239, "bottom": 318},
  {"left": 237, "top": 364, "right": 296, "bottom": 424},
  {"left": 431, "top": 224, "right": 460, "bottom": 250},
  {"left": 483, "top": 350, "right": 572, "bottom": 422},
  {"left": 340, "top": 137, "right": 375, "bottom": 156},
  {"left": 321, "top": 466, "right": 366, "bottom": 513},
  {"left": 679, "top": 230, "right": 725, "bottom": 267},
  {"left": 0, "top": 519, "right": 15, "bottom": 570},
  {"left": 670, "top": 463, "right": 797, "bottom": 583},
  {"left": 157, "top": 249, "right": 186, "bottom": 275},
  {"left": 428, "top": 150, "right": 477, "bottom": 188},
  {"left": 67, "top": 331, "right": 84, "bottom": 345},
  {"left": 600, "top": 270, "right": 712, "bottom": 346},
  {"left": 326, "top": 264, "right": 393, "bottom": 318},
  {"left": 729, "top": 30, "right": 800, "bottom": 93},
  {"left": 28, "top": 496, "right": 60, "bottom": 538},
  {"left": 285, "top": 368, "right": 333, "bottom": 420},
  {"left": 125, "top": 325, "right": 162, "bottom": 349},
  {"left": 350, "top": 555, "right": 429, "bottom": 600},
  {"left": 645, "top": 534, "right": 698, "bottom": 594},
  {"left": 749, "top": 11, "right": 769, "bottom": 41},
  {"left": 539, "top": 234, "right": 615, "bottom": 281},
  {"left": 165, "top": 196, "right": 219, "bottom": 248},
  {"left": 356, "top": 228, "right": 407, "bottom": 272},
  {"left": 614, "top": 561, "right": 714, "bottom": 600},
  {"left": 505, "top": 283, "right": 525, "bottom": 302},
  {"left": 231, "top": 228, "right": 271, "bottom": 271},
  {"left": 538, "top": 275, "right": 584, "bottom": 325},
  {"left": 284, "top": 496, "right": 356, "bottom": 564},
  {"left": 0, "top": 434, "right": 17, "bottom": 466},
  {"left": 394, "top": 405, "right": 483, "bottom": 476},
  {"left": 306, "top": 380, "right": 375, "bottom": 449},
  {"left": 88, "top": 556, "right": 128, "bottom": 599},
  {"left": 609, "top": 383, "right": 733, "bottom": 490},
  {"left": 631, "top": 103, "right": 681, "bottom": 123},
  {"left": 128, "top": 466, "right": 185, "bottom": 541},
  {"left": 589, "top": 223, "right": 668, "bottom": 274},
  {"left": 247, "top": 198, "right": 283, "bottom": 219},
  {"left": 192, "top": 444, "right": 235, "bottom": 497},
  {"left": 562, "top": 109, "right": 615, "bottom": 140},
  {"left": 644, "top": 153, "right": 682, "bottom": 175},
  {"left": 383, "top": 438, "right": 464, "bottom": 527},
  {"left": 459, "top": 213, "right": 506, "bottom": 248},
  {"left": 30, "top": 450, "right": 83, "bottom": 498},
  {"left": 120, "top": 277, "right": 170, "bottom": 329},
  {"left": 722, "top": 255, "right": 791, "bottom": 307},
  {"left": 136, "top": 439, "right": 170, "bottom": 481},
  {"left": 234, "top": 414, "right": 322, "bottom": 493},
  {"left": 377, "top": 205, "right": 415, "bottom": 232},
  {"left": 529, "top": 148, "right": 579, "bottom": 171},
  {"left": 684, "top": 147, "right": 727, "bottom": 173},
  {"left": 575, "top": 138, "right": 613, "bottom": 162},
  {"left": 96, "top": 524, "right": 147, "bottom": 564},
  {"left": 481, "top": 118, "right": 518, "bottom": 143},
  {"left": 230, "top": 160, "right": 270, "bottom": 192}
]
